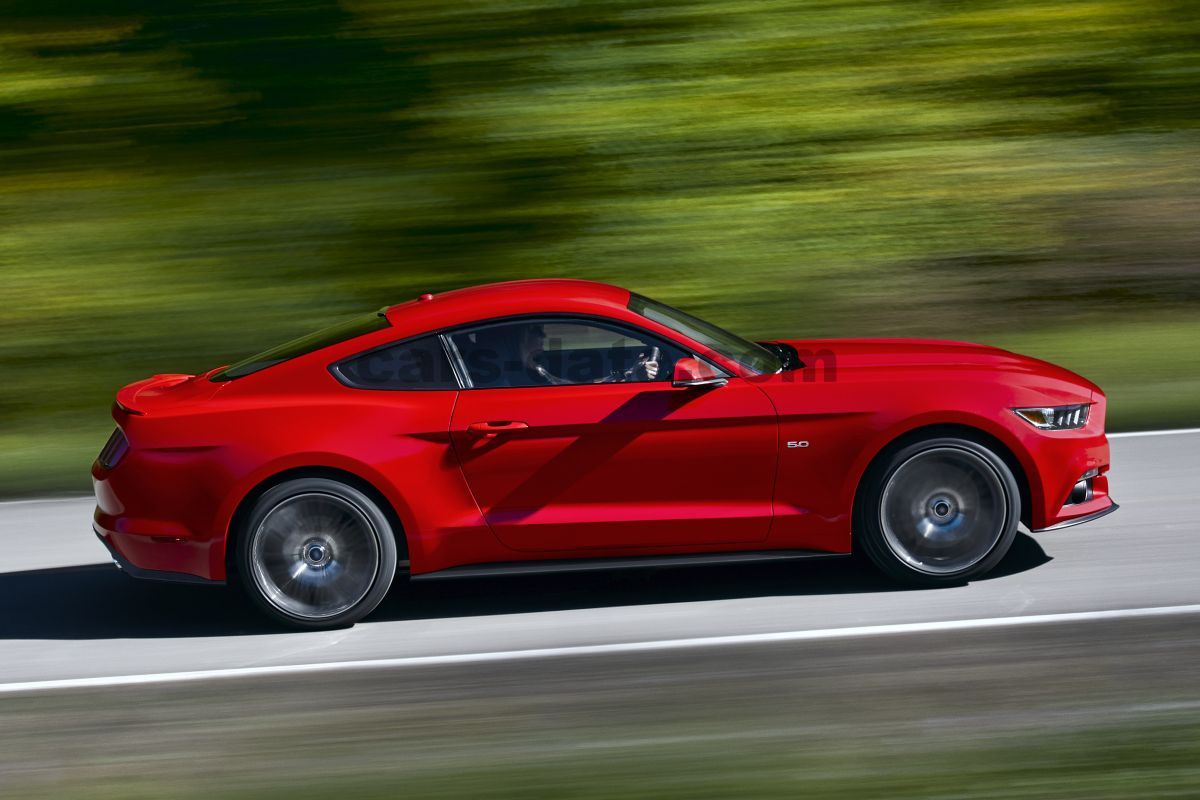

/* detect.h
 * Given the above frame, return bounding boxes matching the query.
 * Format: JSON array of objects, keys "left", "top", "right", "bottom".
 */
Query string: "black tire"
[
  {"left": 237, "top": 477, "right": 399, "bottom": 629},
  {"left": 856, "top": 437, "right": 1020, "bottom": 585}
]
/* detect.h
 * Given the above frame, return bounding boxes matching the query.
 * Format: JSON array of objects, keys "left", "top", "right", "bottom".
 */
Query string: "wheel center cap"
[
  {"left": 928, "top": 496, "right": 956, "bottom": 522},
  {"left": 302, "top": 540, "right": 332, "bottom": 567}
]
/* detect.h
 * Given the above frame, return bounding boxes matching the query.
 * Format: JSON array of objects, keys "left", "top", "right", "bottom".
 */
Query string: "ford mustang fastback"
[{"left": 93, "top": 280, "right": 1116, "bottom": 628}]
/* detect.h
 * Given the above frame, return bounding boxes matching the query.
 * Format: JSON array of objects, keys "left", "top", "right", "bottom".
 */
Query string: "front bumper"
[
  {"left": 1031, "top": 500, "right": 1119, "bottom": 532},
  {"left": 1012, "top": 395, "right": 1116, "bottom": 531}
]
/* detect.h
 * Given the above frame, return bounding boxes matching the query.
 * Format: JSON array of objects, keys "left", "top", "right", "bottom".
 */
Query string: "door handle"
[{"left": 466, "top": 420, "right": 530, "bottom": 437}]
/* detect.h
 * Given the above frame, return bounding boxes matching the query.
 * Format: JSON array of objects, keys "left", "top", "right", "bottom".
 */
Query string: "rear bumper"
[
  {"left": 93, "top": 448, "right": 228, "bottom": 581},
  {"left": 93, "top": 526, "right": 224, "bottom": 586}
]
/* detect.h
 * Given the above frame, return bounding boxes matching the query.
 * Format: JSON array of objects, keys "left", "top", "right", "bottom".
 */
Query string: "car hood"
[{"left": 770, "top": 338, "right": 1101, "bottom": 397}]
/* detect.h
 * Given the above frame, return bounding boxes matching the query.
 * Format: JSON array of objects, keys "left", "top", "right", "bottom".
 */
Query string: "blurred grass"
[
  {"left": 1, "top": 0, "right": 1198, "bottom": 495},
  {"left": 3, "top": 644, "right": 1199, "bottom": 800},
  {"left": 7, "top": 719, "right": 1200, "bottom": 799}
]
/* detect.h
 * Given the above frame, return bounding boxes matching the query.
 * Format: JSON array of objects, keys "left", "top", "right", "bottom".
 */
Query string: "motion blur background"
[
  {"left": 3, "top": 0, "right": 1198, "bottom": 495},
  {"left": 3, "top": 4, "right": 1200, "bottom": 799}
]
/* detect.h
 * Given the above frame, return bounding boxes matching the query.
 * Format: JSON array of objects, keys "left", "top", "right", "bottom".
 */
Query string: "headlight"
[{"left": 1013, "top": 404, "right": 1090, "bottom": 430}]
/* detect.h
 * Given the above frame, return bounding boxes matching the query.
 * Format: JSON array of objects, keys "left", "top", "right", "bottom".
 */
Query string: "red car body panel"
[
  {"left": 92, "top": 279, "right": 1114, "bottom": 582},
  {"left": 449, "top": 379, "right": 778, "bottom": 552},
  {"left": 758, "top": 340, "right": 1111, "bottom": 550}
]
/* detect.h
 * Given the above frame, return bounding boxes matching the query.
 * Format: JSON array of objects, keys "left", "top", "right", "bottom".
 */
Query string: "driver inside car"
[{"left": 519, "top": 324, "right": 660, "bottom": 385}]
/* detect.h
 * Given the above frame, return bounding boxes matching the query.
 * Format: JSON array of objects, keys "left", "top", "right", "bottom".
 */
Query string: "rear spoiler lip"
[
  {"left": 114, "top": 373, "right": 195, "bottom": 417},
  {"left": 113, "top": 399, "right": 144, "bottom": 417}
]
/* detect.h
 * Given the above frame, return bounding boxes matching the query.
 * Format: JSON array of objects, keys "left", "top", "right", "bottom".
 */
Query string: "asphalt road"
[{"left": 1, "top": 431, "right": 1198, "bottom": 798}]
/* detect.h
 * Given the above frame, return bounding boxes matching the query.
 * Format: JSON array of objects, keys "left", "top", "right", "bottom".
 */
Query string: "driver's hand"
[{"left": 643, "top": 359, "right": 659, "bottom": 380}]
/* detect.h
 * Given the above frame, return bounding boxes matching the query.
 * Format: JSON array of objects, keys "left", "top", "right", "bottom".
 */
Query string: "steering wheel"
[{"left": 613, "top": 346, "right": 661, "bottom": 382}]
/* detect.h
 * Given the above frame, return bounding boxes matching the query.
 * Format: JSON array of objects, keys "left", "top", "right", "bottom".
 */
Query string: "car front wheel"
[
  {"left": 238, "top": 477, "right": 399, "bottom": 629},
  {"left": 858, "top": 437, "right": 1020, "bottom": 585}
]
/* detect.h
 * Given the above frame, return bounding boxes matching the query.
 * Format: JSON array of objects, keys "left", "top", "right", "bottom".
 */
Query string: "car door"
[{"left": 446, "top": 316, "right": 778, "bottom": 552}]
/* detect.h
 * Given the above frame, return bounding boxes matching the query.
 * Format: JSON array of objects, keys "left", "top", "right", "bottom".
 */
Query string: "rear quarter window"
[{"left": 332, "top": 335, "right": 459, "bottom": 390}]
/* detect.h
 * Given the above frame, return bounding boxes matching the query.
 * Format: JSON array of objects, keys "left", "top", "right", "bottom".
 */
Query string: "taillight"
[{"left": 97, "top": 429, "right": 129, "bottom": 470}]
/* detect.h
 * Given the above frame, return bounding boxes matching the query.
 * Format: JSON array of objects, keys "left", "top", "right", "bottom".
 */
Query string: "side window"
[
  {"left": 448, "top": 318, "right": 687, "bottom": 389},
  {"left": 333, "top": 335, "right": 458, "bottom": 390}
]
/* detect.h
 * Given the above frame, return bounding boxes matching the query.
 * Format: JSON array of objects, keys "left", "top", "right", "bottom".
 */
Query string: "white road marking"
[
  {"left": 1108, "top": 428, "right": 1200, "bottom": 439},
  {"left": 1, "top": 604, "right": 1198, "bottom": 696},
  {"left": 0, "top": 495, "right": 91, "bottom": 507}
]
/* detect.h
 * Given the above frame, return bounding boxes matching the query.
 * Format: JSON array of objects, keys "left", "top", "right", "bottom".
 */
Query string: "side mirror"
[{"left": 672, "top": 357, "right": 728, "bottom": 389}]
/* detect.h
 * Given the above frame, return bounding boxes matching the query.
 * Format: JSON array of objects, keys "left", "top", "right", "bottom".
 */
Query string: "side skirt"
[{"left": 410, "top": 549, "right": 847, "bottom": 581}]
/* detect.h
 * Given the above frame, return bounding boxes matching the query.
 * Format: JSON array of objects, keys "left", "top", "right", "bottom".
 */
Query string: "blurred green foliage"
[{"left": 2, "top": 0, "right": 1198, "bottom": 494}]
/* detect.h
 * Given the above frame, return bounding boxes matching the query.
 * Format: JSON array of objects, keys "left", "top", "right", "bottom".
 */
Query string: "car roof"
[{"left": 382, "top": 279, "right": 634, "bottom": 335}]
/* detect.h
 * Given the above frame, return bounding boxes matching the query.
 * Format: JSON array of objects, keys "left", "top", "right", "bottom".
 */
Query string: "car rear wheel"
[
  {"left": 238, "top": 478, "right": 398, "bottom": 629},
  {"left": 857, "top": 437, "right": 1020, "bottom": 585}
]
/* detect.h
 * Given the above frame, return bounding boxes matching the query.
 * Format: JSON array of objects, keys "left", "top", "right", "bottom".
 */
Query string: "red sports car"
[{"left": 93, "top": 279, "right": 1116, "bottom": 628}]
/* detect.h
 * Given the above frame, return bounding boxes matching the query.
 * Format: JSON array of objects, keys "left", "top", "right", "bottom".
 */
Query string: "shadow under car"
[{"left": 0, "top": 533, "right": 1050, "bottom": 640}]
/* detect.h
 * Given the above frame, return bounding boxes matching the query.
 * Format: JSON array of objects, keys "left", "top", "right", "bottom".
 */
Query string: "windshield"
[
  {"left": 628, "top": 294, "right": 781, "bottom": 375},
  {"left": 211, "top": 312, "right": 391, "bottom": 380}
]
